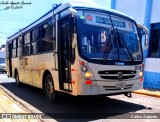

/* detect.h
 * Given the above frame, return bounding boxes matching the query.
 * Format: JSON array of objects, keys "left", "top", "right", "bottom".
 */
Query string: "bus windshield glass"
[
  {"left": 76, "top": 11, "right": 142, "bottom": 62},
  {"left": 0, "top": 58, "right": 5, "bottom": 64}
]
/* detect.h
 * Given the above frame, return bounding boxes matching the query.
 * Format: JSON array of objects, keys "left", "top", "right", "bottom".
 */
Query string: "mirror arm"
[{"left": 72, "top": 33, "right": 77, "bottom": 48}]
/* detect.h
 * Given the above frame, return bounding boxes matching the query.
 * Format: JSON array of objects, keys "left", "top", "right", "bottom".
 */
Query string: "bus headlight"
[
  {"left": 81, "top": 66, "right": 88, "bottom": 72},
  {"left": 139, "top": 71, "right": 143, "bottom": 78},
  {"left": 85, "top": 72, "right": 92, "bottom": 79}
]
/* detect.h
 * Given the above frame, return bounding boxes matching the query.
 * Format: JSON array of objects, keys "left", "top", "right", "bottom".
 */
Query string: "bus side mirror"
[
  {"left": 139, "top": 30, "right": 149, "bottom": 51},
  {"left": 142, "top": 31, "right": 148, "bottom": 46},
  {"left": 144, "top": 33, "right": 149, "bottom": 47},
  {"left": 137, "top": 24, "right": 149, "bottom": 49}
]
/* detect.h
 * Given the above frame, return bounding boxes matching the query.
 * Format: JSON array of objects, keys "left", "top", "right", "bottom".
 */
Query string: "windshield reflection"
[
  {"left": 77, "top": 11, "right": 142, "bottom": 63},
  {"left": 0, "top": 58, "right": 5, "bottom": 64}
]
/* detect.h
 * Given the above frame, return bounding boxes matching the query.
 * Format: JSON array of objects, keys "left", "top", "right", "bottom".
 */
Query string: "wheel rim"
[{"left": 45, "top": 79, "right": 54, "bottom": 98}]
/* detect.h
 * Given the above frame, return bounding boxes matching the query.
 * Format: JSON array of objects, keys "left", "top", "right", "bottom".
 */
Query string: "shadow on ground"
[{"left": 1, "top": 82, "right": 147, "bottom": 121}]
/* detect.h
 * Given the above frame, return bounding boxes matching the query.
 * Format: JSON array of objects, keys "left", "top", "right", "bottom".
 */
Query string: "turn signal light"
[
  {"left": 139, "top": 71, "right": 143, "bottom": 78},
  {"left": 140, "top": 78, "right": 144, "bottom": 82},
  {"left": 85, "top": 72, "right": 92, "bottom": 79}
]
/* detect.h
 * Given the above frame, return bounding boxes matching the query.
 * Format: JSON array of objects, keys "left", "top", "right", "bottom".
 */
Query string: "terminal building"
[{"left": 111, "top": 0, "right": 160, "bottom": 89}]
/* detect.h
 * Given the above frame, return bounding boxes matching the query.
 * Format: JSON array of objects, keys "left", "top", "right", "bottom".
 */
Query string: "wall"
[
  {"left": 113, "top": 0, "right": 147, "bottom": 24},
  {"left": 150, "top": 0, "right": 160, "bottom": 24},
  {"left": 144, "top": 58, "right": 160, "bottom": 89}
]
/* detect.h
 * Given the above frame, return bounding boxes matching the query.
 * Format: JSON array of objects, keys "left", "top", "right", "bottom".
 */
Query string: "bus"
[
  {"left": 6, "top": 2, "right": 144, "bottom": 102},
  {"left": 137, "top": 24, "right": 160, "bottom": 89},
  {"left": 137, "top": 23, "right": 149, "bottom": 58},
  {"left": 0, "top": 51, "right": 6, "bottom": 73}
]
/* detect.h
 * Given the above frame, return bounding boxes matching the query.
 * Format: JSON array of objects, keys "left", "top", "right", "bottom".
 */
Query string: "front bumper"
[{"left": 78, "top": 79, "right": 143, "bottom": 95}]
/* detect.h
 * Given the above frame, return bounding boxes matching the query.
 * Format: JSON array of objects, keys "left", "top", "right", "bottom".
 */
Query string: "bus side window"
[
  {"left": 23, "top": 33, "right": 31, "bottom": 56},
  {"left": 31, "top": 28, "right": 41, "bottom": 54},
  {"left": 17, "top": 36, "right": 23, "bottom": 57},
  {"left": 42, "top": 20, "right": 54, "bottom": 52},
  {"left": 12, "top": 39, "right": 17, "bottom": 57},
  {"left": 6, "top": 43, "right": 9, "bottom": 58}
]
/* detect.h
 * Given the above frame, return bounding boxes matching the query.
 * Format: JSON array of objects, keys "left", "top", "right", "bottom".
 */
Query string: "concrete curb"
[
  {"left": 133, "top": 90, "right": 160, "bottom": 98},
  {"left": 0, "top": 85, "right": 56, "bottom": 122}
]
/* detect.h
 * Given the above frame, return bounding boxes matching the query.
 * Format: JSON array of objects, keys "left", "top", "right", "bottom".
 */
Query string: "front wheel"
[{"left": 44, "top": 75, "right": 57, "bottom": 103}]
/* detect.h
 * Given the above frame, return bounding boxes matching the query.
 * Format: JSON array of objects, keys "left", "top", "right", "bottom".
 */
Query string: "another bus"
[
  {"left": 6, "top": 2, "right": 144, "bottom": 102},
  {"left": 0, "top": 51, "right": 6, "bottom": 73},
  {"left": 138, "top": 24, "right": 160, "bottom": 89},
  {"left": 137, "top": 23, "right": 149, "bottom": 58}
]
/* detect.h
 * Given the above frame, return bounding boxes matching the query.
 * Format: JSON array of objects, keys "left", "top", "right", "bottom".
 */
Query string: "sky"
[{"left": 0, "top": 0, "right": 111, "bottom": 46}]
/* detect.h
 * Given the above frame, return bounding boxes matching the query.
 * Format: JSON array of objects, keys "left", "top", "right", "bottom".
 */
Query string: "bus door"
[
  {"left": 8, "top": 43, "right": 12, "bottom": 77},
  {"left": 58, "top": 16, "right": 72, "bottom": 91}
]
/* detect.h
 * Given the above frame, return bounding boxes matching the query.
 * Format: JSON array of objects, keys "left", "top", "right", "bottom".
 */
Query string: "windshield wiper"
[
  {"left": 103, "top": 15, "right": 120, "bottom": 63},
  {"left": 115, "top": 28, "right": 135, "bottom": 64},
  {"left": 103, "top": 15, "right": 134, "bottom": 64},
  {"left": 102, "top": 29, "right": 114, "bottom": 62}
]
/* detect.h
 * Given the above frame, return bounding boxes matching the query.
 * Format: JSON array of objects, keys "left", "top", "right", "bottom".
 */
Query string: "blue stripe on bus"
[{"left": 144, "top": 71, "right": 160, "bottom": 89}]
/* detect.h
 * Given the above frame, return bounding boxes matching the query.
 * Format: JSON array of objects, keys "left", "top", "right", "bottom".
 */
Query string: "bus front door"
[{"left": 58, "top": 16, "right": 72, "bottom": 91}]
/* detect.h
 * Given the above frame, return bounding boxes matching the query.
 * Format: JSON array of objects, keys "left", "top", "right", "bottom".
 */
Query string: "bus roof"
[
  {"left": 54, "top": 2, "right": 134, "bottom": 20},
  {"left": 8, "top": 2, "right": 134, "bottom": 41}
]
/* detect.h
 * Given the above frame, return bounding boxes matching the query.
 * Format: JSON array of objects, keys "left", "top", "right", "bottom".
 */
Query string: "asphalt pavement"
[{"left": 0, "top": 73, "right": 160, "bottom": 122}]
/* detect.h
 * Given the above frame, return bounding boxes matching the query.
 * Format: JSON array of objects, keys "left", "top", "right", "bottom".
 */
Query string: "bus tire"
[
  {"left": 44, "top": 74, "right": 57, "bottom": 103},
  {"left": 15, "top": 71, "right": 21, "bottom": 87}
]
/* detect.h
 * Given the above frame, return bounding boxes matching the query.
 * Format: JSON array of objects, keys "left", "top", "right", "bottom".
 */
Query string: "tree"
[{"left": 1, "top": 44, "right": 5, "bottom": 48}]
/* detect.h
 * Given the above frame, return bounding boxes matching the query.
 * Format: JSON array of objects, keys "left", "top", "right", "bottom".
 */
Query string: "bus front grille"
[
  {"left": 103, "top": 84, "right": 133, "bottom": 90},
  {"left": 98, "top": 70, "right": 136, "bottom": 80}
]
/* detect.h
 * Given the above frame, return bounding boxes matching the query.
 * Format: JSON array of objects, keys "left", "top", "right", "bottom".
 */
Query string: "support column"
[
  {"left": 144, "top": 0, "right": 153, "bottom": 30},
  {"left": 111, "top": 0, "right": 116, "bottom": 9}
]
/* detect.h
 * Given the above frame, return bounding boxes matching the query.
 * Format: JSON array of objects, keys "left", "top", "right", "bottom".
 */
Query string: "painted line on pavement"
[{"left": 133, "top": 90, "right": 160, "bottom": 98}]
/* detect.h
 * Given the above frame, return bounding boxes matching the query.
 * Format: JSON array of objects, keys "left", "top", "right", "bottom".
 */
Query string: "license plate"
[{"left": 116, "top": 83, "right": 126, "bottom": 88}]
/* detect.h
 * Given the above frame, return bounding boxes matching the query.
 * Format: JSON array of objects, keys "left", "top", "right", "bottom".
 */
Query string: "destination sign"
[{"left": 96, "top": 16, "right": 126, "bottom": 28}]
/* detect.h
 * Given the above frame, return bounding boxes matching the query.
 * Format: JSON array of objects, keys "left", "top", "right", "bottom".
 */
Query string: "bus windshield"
[
  {"left": 0, "top": 58, "right": 5, "bottom": 64},
  {"left": 76, "top": 11, "right": 142, "bottom": 63}
]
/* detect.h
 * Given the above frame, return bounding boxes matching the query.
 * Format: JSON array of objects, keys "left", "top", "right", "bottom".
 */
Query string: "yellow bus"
[{"left": 6, "top": 2, "right": 144, "bottom": 102}]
